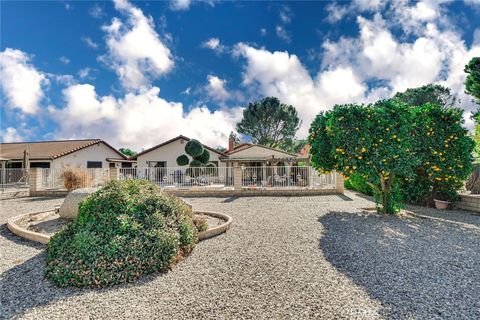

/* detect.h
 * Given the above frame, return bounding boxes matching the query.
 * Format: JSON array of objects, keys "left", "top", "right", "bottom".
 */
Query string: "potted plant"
[
  {"left": 433, "top": 189, "right": 454, "bottom": 210},
  {"left": 433, "top": 198, "right": 450, "bottom": 210}
]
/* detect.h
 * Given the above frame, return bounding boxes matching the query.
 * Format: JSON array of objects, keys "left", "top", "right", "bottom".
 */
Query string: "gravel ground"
[{"left": 0, "top": 192, "right": 479, "bottom": 319}]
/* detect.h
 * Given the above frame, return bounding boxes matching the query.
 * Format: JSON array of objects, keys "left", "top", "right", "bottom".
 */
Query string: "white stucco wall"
[
  {"left": 229, "top": 145, "right": 294, "bottom": 159},
  {"left": 51, "top": 142, "right": 122, "bottom": 169},
  {"left": 136, "top": 138, "right": 224, "bottom": 168}
]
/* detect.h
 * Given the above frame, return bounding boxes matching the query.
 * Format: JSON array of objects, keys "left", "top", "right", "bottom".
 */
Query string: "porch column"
[
  {"left": 233, "top": 162, "right": 242, "bottom": 191},
  {"left": 29, "top": 168, "right": 42, "bottom": 197},
  {"left": 262, "top": 162, "right": 266, "bottom": 187},
  {"left": 109, "top": 167, "right": 118, "bottom": 181},
  {"left": 335, "top": 171, "right": 345, "bottom": 194}
]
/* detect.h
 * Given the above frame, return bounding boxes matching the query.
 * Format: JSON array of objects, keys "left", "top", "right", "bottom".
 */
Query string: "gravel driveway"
[{"left": 0, "top": 192, "right": 479, "bottom": 319}]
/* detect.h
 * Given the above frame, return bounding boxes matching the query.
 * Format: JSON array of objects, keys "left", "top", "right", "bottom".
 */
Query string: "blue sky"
[{"left": 1, "top": 0, "right": 479, "bottom": 151}]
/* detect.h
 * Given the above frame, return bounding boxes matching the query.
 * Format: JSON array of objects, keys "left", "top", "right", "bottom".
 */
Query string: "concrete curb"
[
  {"left": 7, "top": 210, "right": 54, "bottom": 245},
  {"left": 197, "top": 211, "right": 233, "bottom": 240},
  {"left": 7, "top": 210, "right": 232, "bottom": 245}
]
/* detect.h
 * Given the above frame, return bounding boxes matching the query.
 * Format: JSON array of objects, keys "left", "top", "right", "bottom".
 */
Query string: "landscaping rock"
[{"left": 58, "top": 187, "right": 99, "bottom": 220}]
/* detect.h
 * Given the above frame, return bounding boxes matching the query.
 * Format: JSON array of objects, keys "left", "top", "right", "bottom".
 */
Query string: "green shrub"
[
  {"left": 344, "top": 173, "right": 374, "bottom": 195},
  {"left": 193, "top": 216, "right": 208, "bottom": 233},
  {"left": 194, "top": 149, "right": 210, "bottom": 164},
  {"left": 176, "top": 154, "right": 189, "bottom": 166},
  {"left": 189, "top": 160, "right": 202, "bottom": 167},
  {"left": 399, "top": 103, "right": 474, "bottom": 204},
  {"left": 45, "top": 180, "right": 198, "bottom": 288},
  {"left": 309, "top": 100, "right": 417, "bottom": 214},
  {"left": 185, "top": 139, "right": 204, "bottom": 157}
]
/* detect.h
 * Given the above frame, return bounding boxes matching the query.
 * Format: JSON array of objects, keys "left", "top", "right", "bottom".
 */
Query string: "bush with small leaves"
[
  {"left": 185, "top": 139, "right": 204, "bottom": 158},
  {"left": 176, "top": 154, "right": 189, "bottom": 166},
  {"left": 195, "top": 149, "right": 210, "bottom": 164},
  {"left": 45, "top": 180, "right": 199, "bottom": 288},
  {"left": 190, "top": 159, "right": 202, "bottom": 167},
  {"left": 309, "top": 100, "right": 417, "bottom": 214}
]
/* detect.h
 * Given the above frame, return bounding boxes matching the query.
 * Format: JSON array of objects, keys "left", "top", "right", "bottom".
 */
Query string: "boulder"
[{"left": 59, "top": 187, "right": 100, "bottom": 220}]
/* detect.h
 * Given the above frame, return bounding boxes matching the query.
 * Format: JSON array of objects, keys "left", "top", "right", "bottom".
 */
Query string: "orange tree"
[
  {"left": 309, "top": 100, "right": 418, "bottom": 214},
  {"left": 400, "top": 103, "right": 474, "bottom": 204}
]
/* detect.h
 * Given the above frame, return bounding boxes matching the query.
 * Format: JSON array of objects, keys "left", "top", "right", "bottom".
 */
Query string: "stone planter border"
[
  {"left": 457, "top": 193, "right": 480, "bottom": 212},
  {"left": 7, "top": 210, "right": 54, "bottom": 245},
  {"left": 7, "top": 210, "right": 232, "bottom": 245},
  {"left": 197, "top": 211, "right": 233, "bottom": 240}
]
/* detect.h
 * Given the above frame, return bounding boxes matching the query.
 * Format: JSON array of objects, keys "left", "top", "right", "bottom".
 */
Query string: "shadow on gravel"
[
  {"left": 0, "top": 224, "right": 44, "bottom": 249},
  {"left": 0, "top": 253, "right": 78, "bottom": 319},
  {"left": 20, "top": 196, "right": 65, "bottom": 202},
  {"left": 0, "top": 249, "right": 168, "bottom": 319},
  {"left": 319, "top": 211, "right": 480, "bottom": 319}
]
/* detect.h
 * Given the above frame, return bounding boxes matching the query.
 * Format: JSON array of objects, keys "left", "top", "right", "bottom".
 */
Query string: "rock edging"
[{"left": 7, "top": 210, "right": 232, "bottom": 245}]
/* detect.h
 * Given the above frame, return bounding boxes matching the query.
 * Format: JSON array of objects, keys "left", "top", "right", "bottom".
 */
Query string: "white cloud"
[
  {"left": 170, "top": 0, "right": 191, "bottom": 11},
  {"left": 201, "top": 37, "right": 225, "bottom": 53},
  {"left": 89, "top": 3, "right": 104, "bottom": 18},
  {"left": 206, "top": 75, "right": 230, "bottom": 102},
  {"left": 279, "top": 5, "right": 293, "bottom": 24},
  {"left": 0, "top": 48, "right": 48, "bottom": 114},
  {"left": 325, "top": 2, "right": 349, "bottom": 23},
  {"left": 322, "top": 10, "right": 480, "bottom": 117},
  {"left": 1, "top": 127, "right": 23, "bottom": 143},
  {"left": 101, "top": 0, "right": 174, "bottom": 90},
  {"left": 54, "top": 84, "right": 242, "bottom": 149},
  {"left": 169, "top": 0, "right": 218, "bottom": 11},
  {"left": 82, "top": 36, "right": 98, "bottom": 49},
  {"left": 325, "top": 0, "right": 386, "bottom": 24},
  {"left": 260, "top": 28, "right": 267, "bottom": 36},
  {"left": 59, "top": 56, "right": 70, "bottom": 65},
  {"left": 182, "top": 87, "right": 191, "bottom": 95},
  {"left": 234, "top": 43, "right": 367, "bottom": 136},
  {"left": 275, "top": 25, "right": 291, "bottom": 43},
  {"left": 235, "top": 1, "right": 480, "bottom": 136},
  {"left": 78, "top": 67, "right": 94, "bottom": 79}
]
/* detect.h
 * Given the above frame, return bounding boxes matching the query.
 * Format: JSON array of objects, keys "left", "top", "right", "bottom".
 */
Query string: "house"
[
  {"left": 0, "top": 139, "right": 132, "bottom": 169},
  {"left": 221, "top": 136, "right": 308, "bottom": 167},
  {"left": 131, "top": 135, "right": 226, "bottom": 168},
  {"left": 221, "top": 136, "right": 309, "bottom": 187}
]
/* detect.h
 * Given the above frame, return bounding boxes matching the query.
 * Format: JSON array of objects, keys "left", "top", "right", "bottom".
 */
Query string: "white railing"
[
  {"left": 0, "top": 168, "right": 28, "bottom": 187},
  {"left": 241, "top": 166, "right": 336, "bottom": 189},
  {"left": 118, "top": 167, "right": 234, "bottom": 189},
  {"left": 40, "top": 168, "right": 110, "bottom": 190}
]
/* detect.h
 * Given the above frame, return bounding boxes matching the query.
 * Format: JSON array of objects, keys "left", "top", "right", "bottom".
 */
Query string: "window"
[
  {"left": 30, "top": 162, "right": 50, "bottom": 168},
  {"left": 109, "top": 163, "right": 116, "bottom": 168},
  {"left": 147, "top": 161, "right": 166, "bottom": 168},
  {"left": 87, "top": 161, "right": 102, "bottom": 168}
]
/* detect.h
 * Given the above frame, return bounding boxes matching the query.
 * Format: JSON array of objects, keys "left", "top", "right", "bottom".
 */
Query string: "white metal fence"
[
  {"left": 32, "top": 166, "right": 336, "bottom": 192},
  {"left": 0, "top": 168, "right": 28, "bottom": 188},
  {"left": 40, "top": 168, "right": 110, "bottom": 190},
  {"left": 241, "top": 166, "right": 336, "bottom": 189},
  {"left": 118, "top": 167, "right": 234, "bottom": 189}
]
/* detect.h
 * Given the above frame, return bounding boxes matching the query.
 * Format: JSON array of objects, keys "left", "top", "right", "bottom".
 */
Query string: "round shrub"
[
  {"left": 176, "top": 154, "right": 189, "bottom": 166},
  {"left": 189, "top": 159, "right": 202, "bottom": 167},
  {"left": 45, "top": 180, "right": 198, "bottom": 288},
  {"left": 194, "top": 149, "right": 210, "bottom": 164},
  {"left": 185, "top": 139, "right": 204, "bottom": 158},
  {"left": 206, "top": 163, "right": 217, "bottom": 168}
]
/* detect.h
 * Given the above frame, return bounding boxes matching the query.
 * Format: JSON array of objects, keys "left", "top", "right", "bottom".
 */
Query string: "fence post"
[
  {"left": 109, "top": 168, "right": 118, "bottom": 181},
  {"left": 29, "top": 168, "right": 41, "bottom": 197},
  {"left": 335, "top": 171, "right": 344, "bottom": 194},
  {"left": 233, "top": 163, "right": 242, "bottom": 191}
]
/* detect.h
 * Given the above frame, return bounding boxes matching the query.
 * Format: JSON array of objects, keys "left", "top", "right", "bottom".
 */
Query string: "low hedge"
[{"left": 45, "top": 180, "right": 199, "bottom": 288}]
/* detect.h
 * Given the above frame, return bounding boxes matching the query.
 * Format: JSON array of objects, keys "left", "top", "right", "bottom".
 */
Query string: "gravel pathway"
[{"left": 1, "top": 192, "right": 479, "bottom": 319}]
